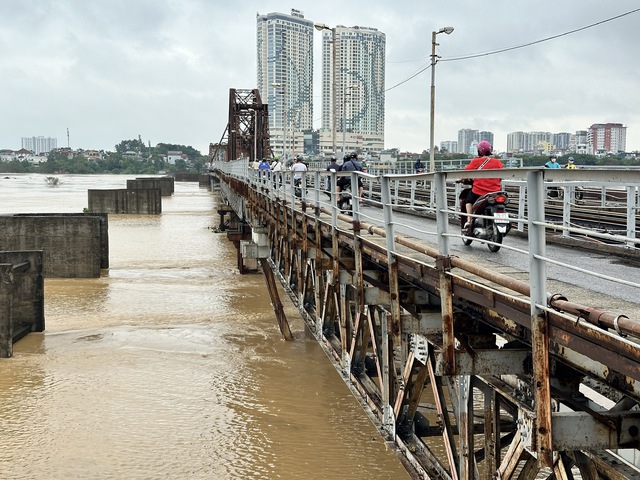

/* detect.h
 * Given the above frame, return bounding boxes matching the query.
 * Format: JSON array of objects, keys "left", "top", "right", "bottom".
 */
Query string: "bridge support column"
[
  {"left": 0, "top": 263, "right": 13, "bottom": 358},
  {"left": 527, "top": 170, "right": 553, "bottom": 468}
]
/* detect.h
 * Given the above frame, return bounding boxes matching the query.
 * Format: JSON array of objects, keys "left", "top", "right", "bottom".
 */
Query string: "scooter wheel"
[{"left": 462, "top": 227, "right": 473, "bottom": 246}]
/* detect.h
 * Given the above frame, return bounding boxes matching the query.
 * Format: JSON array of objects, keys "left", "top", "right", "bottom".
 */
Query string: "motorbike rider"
[
  {"left": 545, "top": 154, "right": 561, "bottom": 169},
  {"left": 325, "top": 155, "right": 341, "bottom": 191},
  {"left": 291, "top": 155, "right": 308, "bottom": 189},
  {"left": 414, "top": 159, "right": 425, "bottom": 173},
  {"left": 565, "top": 157, "right": 577, "bottom": 169},
  {"left": 463, "top": 141, "right": 504, "bottom": 231},
  {"left": 337, "top": 152, "right": 364, "bottom": 204}
]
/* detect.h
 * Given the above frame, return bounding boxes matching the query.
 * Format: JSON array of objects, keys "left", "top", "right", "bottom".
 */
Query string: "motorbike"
[
  {"left": 458, "top": 181, "right": 511, "bottom": 252},
  {"left": 294, "top": 178, "right": 303, "bottom": 198},
  {"left": 337, "top": 184, "right": 353, "bottom": 215}
]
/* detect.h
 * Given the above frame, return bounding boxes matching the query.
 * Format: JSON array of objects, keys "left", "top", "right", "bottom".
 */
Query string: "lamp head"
[
  {"left": 439, "top": 26, "right": 454, "bottom": 35},
  {"left": 314, "top": 23, "right": 330, "bottom": 31}
]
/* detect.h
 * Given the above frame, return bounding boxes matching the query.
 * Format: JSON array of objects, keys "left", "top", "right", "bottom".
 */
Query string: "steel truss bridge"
[{"left": 209, "top": 162, "right": 640, "bottom": 480}]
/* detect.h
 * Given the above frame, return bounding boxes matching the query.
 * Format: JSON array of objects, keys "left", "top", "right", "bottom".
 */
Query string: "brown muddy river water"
[{"left": 0, "top": 174, "right": 408, "bottom": 479}]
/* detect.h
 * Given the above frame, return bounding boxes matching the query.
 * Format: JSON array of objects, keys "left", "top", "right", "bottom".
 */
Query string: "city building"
[
  {"left": 21, "top": 136, "right": 57, "bottom": 155},
  {"left": 318, "top": 25, "right": 386, "bottom": 156},
  {"left": 457, "top": 129, "right": 493, "bottom": 155},
  {"left": 569, "top": 130, "right": 589, "bottom": 154},
  {"left": 587, "top": 123, "right": 627, "bottom": 155},
  {"left": 553, "top": 132, "right": 571, "bottom": 153},
  {"left": 440, "top": 140, "right": 458, "bottom": 153},
  {"left": 506, "top": 131, "right": 553, "bottom": 155},
  {"left": 257, "top": 9, "right": 314, "bottom": 160},
  {"left": 457, "top": 129, "right": 477, "bottom": 155}
]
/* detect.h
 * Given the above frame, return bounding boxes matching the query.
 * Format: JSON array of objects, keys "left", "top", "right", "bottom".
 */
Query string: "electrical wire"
[
  {"left": 385, "top": 8, "right": 640, "bottom": 92},
  {"left": 442, "top": 7, "right": 640, "bottom": 63}
]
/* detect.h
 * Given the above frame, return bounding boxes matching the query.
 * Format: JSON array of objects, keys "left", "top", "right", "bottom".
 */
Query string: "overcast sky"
[{"left": 2, "top": 0, "right": 639, "bottom": 155}]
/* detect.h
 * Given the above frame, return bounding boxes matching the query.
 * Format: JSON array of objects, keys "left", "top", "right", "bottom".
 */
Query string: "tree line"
[{"left": 0, "top": 139, "right": 207, "bottom": 174}]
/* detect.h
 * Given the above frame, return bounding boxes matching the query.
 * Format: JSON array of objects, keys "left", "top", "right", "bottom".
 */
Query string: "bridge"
[{"left": 209, "top": 160, "right": 640, "bottom": 480}]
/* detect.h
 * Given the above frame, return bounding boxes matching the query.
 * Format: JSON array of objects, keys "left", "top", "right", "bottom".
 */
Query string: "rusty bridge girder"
[{"left": 209, "top": 88, "right": 271, "bottom": 163}]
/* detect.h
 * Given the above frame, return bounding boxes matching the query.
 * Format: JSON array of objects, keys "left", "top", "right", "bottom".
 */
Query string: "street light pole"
[
  {"left": 271, "top": 82, "right": 286, "bottom": 161},
  {"left": 315, "top": 23, "right": 337, "bottom": 156},
  {"left": 342, "top": 85, "right": 357, "bottom": 155},
  {"left": 429, "top": 26, "right": 454, "bottom": 173}
]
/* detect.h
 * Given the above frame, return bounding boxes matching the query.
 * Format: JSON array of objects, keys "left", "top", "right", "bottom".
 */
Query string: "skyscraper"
[
  {"left": 457, "top": 129, "right": 478, "bottom": 155},
  {"left": 21, "top": 136, "right": 57, "bottom": 155},
  {"left": 257, "top": 9, "right": 314, "bottom": 159},
  {"left": 319, "top": 25, "right": 385, "bottom": 155}
]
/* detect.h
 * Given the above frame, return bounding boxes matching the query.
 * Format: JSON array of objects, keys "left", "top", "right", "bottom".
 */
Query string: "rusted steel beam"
[
  {"left": 438, "top": 262, "right": 455, "bottom": 378},
  {"left": 427, "top": 349, "right": 459, "bottom": 478},
  {"left": 532, "top": 312, "right": 553, "bottom": 468},
  {"left": 259, "top": 258, "right": 292, "bottom": 341}
]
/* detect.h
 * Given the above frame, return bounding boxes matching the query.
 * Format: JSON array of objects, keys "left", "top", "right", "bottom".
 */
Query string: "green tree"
[
  {"left": 0, "top": 159, "right": 33, "bottom": 173},
  {"left": 115, "top": 139, "right": 146, "bottom": 156}
]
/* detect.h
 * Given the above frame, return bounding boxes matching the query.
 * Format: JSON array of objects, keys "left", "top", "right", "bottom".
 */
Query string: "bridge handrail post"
[
  {"left": 381, "top": 176, "right": 396, "bottom": 258},
  {"left": 313, "top": 171, "right": 321, "bottom": 211},
  {"left": 562, "top": 185, "right": 571, "bottom": 237},
  {"left": 627, "top": 186, "right": 637, "bottom": 248},
  {"left": 518, "top": 182, "right": 526, "bottom": 232},
  {"left": 435, "top": 172, "right": 450, "bottom": 256},
  {"left": 351, "top": 171, "right": 360, "bottom": 218}
]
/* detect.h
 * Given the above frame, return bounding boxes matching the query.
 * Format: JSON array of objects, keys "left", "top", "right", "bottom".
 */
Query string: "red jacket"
[{"left": 464, "top": 156, "right": 504, "bottom": 196}]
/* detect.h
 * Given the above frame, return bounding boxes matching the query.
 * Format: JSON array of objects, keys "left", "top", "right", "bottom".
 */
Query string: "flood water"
[{"left": 0, "top": 174, "right": 409, "bottom": 479}]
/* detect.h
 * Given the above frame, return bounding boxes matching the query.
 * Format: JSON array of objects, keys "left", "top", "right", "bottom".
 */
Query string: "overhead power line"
[
  {"left": 385, "top": 7, "right": 640, "bottom": 92},
  {"left": 441, "top": 7, "right": 640, "bottom": 63}
]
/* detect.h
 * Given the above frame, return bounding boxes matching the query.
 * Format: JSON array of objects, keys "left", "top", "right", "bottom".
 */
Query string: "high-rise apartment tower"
[
  {"left": 319, "top": 25, "right": 385, "bottom": 155},
  {"left": 257, "top": 9, "right": 314, "bottom": 159}
]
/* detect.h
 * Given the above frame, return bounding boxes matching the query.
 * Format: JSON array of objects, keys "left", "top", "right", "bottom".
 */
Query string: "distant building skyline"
[{"left": 506, "top": 124, "right": 626, "bottom": 156}]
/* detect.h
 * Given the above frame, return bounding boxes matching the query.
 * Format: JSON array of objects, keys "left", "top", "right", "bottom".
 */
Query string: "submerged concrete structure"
[
  {"left": 0, "top": 213, "right": 108, "bottom": 278},
  {"left": 0, "top": 251, "right": 44, "bottom": 358},
  {"left": 88, "top": 188, "right": 162, "bottom": 214},
  {"left": 127, "top": 176, "right": 174, "bottom": 196}
]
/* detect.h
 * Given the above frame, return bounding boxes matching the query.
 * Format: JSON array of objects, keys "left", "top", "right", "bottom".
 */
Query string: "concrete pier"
[
  {"left": 0, "top": 213, "right": 108, "bottom": 278},
  {"left": 128, "top": 176, "right": 175, "bottom": 196},
  {"left": 0, "top": 251, "right": 44, "bottom": 358},
  {"left": 88, "top": 188, "right": 162, "bottom": 214}
]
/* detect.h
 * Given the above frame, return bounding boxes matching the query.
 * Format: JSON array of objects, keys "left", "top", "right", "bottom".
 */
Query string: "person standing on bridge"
[{"left": 463, "top": 140, "right": 504, "bottom": 231}]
